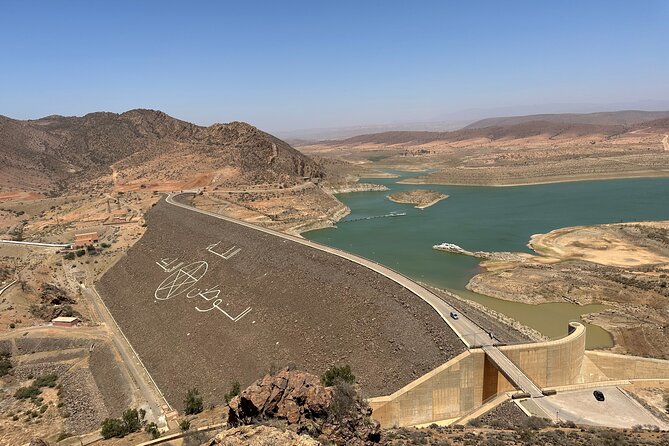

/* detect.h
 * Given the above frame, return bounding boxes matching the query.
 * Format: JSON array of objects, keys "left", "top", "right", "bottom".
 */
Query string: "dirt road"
[{"left": 84, "top": 284, "right": 169, "bottom": 425}]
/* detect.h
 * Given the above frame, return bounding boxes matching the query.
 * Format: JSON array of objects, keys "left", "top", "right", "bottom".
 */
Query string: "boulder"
[
  {"left": 228, "top": 368, "right": 332, "bottom": 426},
  {"left": 226, "top": 368, "right": 381, "bottom": 446},
  {"left": 208, "top": 425, "right": 320, "bottom": 445}
]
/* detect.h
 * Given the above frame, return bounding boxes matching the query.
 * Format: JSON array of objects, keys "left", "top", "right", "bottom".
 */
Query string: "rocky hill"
[{"left": 0, "top": 109, "right": 323, "bottom": 194}]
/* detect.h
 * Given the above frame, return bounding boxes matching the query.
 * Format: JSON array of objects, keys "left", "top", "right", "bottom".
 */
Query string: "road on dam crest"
[
  {"left": 166, "top": 192, "right": 545, "bottom": 397},
  {"left": 166, "top": 192, "right": 495, "bottom": 349},
  {"left": 96, "top": 194, "right": 467, "bottom": 408}
]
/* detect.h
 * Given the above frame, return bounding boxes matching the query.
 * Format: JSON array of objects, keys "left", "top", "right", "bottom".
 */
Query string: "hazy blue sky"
[{"left": 1, "top": 0, "right": 668, "bottom": 131}]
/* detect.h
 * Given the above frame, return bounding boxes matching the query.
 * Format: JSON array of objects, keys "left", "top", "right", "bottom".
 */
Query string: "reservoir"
[{"left": 304, "top": 174, "right": 669, "bottom": 349}]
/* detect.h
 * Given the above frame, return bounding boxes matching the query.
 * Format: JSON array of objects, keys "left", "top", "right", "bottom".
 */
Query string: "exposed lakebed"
[{"left": 305, "top": 173, "right": 669, "bottom": 349}]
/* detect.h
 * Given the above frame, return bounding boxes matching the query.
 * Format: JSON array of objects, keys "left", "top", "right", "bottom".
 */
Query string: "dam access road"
[
  {"left": 97, "top": 192, "right": 466, "bottom": 406},
  {"left": 166, "top": 192, "right": 545, "bottom": 398},
  {"left": 166, "top": 192, "right": 495, "bottom": 349}
]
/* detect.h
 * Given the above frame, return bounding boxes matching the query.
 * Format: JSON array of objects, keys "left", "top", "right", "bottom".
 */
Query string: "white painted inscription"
[
  {"left": 155, "top": 261, "right": 208, "bottom": 300},
  {"left": 206, "top": 241, "right": 241, "bottom": 259},
  {"left": 153, "top": 242, "right": 251, "bottom": 321}
]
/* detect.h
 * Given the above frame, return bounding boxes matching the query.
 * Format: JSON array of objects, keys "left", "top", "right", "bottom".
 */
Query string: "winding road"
[
  {"left": 165, "top": 192, "right": 550, "bottom": 397},
  {"left": 166, "top": 191, "right": 494, "bottom": 348}
]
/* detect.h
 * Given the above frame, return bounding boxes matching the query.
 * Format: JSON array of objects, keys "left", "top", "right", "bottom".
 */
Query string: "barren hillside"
[
  {"left": 300, "top": 110, "right": 669, "bottom": 186},
  {"left": 0, "top": 110, "right": 323, "bottom": 194}
]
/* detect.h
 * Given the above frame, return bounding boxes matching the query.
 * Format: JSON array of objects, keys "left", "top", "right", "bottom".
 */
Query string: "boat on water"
[{"left": 432, "top": 242, "right": 468, "bottom": 254}]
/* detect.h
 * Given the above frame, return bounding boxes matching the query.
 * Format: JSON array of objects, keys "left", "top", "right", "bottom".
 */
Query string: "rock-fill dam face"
[{"left": 96, "top": 198, "right": 465, "bottom": 411}]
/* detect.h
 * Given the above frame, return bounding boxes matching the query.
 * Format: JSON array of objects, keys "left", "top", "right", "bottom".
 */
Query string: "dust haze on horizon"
[{"left": 2, "top": 0, "right": 668, "bottom": 134}]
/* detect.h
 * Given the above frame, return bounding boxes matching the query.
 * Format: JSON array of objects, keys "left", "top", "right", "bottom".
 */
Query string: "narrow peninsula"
[{"left": 388, "top": 189, "right": 448, "bottom": 209}]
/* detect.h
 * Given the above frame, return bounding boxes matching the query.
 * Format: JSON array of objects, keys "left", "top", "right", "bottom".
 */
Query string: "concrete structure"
[
  {"left": 73, "top": 231, "right": 99, "bottom": 248},
  {"left": 51, "top": 316, "right": 80, "bottom": 327},
  {"left": 368, "top": 323, "right": 586, "bottom": 427},
  {"left": 368, "top": 322, "right": 669, "bottom": 427},
  {"left": 162, "top": 193, "right": 669, "bottom": 428}
]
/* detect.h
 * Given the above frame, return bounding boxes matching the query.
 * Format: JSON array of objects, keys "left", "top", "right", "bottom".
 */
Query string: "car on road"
[
  {"left": 450, "top": 311, "right": 459, "bottom": 320},
  {"left": 593, "top": 390, "right": 605, "bottom": 401}
]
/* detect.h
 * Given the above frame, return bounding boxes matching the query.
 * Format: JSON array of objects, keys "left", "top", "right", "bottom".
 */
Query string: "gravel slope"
[{"left": 97, "top": 199, "right": 464, "bottom": 409}]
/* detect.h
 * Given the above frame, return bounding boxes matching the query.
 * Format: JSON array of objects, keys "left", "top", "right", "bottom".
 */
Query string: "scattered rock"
[
  {"left": 227, "top": 368, "right": 381, "bottom": 446},
  {"left": 228, "top": 369, "right": 332, "bottom": 427},
  {"left": 208, "top": 425, "right": 320, "bottom": 446}
]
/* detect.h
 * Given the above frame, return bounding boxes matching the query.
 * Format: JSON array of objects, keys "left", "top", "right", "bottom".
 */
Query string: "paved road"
[
  {"left": 524, "top": 387, "right": 668, "bottom": 429},
  {"left": 166, "top": 192, "right": 495, "bottom": 349},
  {"left": 0, "top": 280, "right": 16, "bottom": 296},
  {"left": 0, "top": 239, "right": 70, "bottom": 248},
  {"left": 166, "top": 192, "right": 555, "bottom": 402}
]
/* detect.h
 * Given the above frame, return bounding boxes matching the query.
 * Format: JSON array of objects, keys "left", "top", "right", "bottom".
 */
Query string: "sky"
[{"left": 1, "top": 0, "right": 668, "bottom": 132}]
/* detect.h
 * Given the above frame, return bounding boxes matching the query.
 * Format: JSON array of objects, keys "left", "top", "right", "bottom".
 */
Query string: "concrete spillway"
[{"left": 482, "top": 345, "right": 543, "bottom": 397}]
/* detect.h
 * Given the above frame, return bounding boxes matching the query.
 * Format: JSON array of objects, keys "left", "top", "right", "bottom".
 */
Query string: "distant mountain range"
[
  {"left": 464, "top": 110, "right": 669, "bottom": 129},
  {"left": 305, "top": 110, "right": 669, "bottom": 147},
  {"left": 0, "top": 109, "right": 322, "bottom": 194}
]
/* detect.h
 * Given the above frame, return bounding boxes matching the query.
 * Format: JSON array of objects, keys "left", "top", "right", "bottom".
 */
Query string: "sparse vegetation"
[
  {"left": 327, "top": 380, "right": 357, "bottom": 422},
  {"left": 0, "top": 352, "right": 12, "bottom": 377},
  {"left": 185, "top": 388, "right": 204, "bottom": 415},
  {"left": 145, "top": 421, "right": 160, "bottom": 439},
  {"left": 321, "top": 364, "right": 355, "bottom": 386},
  {"left": 56, "top": 432, "right": 72, "bottom": 442},
  {"left": 33, "top": 373, "right": 58, "bottom": 388},
  {"left": 100, "top": 408, "right": 146, "bottom": 439},
  {"left": 224, "top": 382, "right": 241, "bottom": 404},
  {"left": 14, "top": 385, "right": 40, "bottom": 400},
  {"left": 63, "top": 252, "right": 75, "bottom": 260},
  {"left": 14, "top": 373, "right": 59, "bottom": 400},
  {"left": 179, "top": 418, "right": 191, "bottom": 431}
]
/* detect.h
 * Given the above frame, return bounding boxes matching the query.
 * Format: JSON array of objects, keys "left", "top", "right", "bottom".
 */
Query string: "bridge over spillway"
[{"left": 482, "top": 345, "right": 543, "bottom": 398}]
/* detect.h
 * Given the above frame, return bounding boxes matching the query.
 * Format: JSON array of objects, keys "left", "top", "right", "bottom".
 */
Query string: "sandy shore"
[
  {"left": 398, "top": 169, "right": 669, "bottom": 187},
  {"left": 466, "top": 220, "right": 669, "bottom": 359}
]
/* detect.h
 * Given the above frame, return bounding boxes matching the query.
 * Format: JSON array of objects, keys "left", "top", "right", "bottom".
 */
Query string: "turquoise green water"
[{"left": 305, "top": 174, "right": 669, "bottom": 348}]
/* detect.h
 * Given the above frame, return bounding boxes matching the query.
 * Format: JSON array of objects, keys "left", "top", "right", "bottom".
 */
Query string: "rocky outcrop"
[
  {"left": 209, "top": 425, "right": 320, "bottom": 446},
  {"left": 228, "top": 369, "right": 332, "bottom": 426},
  {"left": 0, "top": 109, "right": 324, "bottom": 193},
  {"left": 226, "top": 368, "right": 381, "bottom": 446},
  {"left": 29, "top": 439, "right": 49, "bottom": 446}
]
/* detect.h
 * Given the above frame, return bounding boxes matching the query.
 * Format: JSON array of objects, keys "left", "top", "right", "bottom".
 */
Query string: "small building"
[
  {"left": 52, "top": 316, "right": 80, "bottom": 327},
  {"left": 73, "top": 232, "right": 99, "bottom": 248}
]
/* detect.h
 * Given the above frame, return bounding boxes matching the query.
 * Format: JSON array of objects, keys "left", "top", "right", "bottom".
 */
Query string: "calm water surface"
[{"left": 305, "top": 174, "right": 669, "bottom": 349}]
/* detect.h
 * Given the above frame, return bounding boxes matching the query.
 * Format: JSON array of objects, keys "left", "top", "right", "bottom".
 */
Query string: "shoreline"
[
  {"left": 387, "top": 194, "right": 449, "bottom": 209},
  {"left": 397, "top": 170, "right": 669, "bottom": 188},
  {"left": 415, "top": 195, "right": 448, "bottom": 209}
]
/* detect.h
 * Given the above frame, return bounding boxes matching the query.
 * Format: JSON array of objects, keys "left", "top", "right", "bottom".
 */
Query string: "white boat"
[{"left": 432, "top": 242, "right": 468, "bottom": 254}]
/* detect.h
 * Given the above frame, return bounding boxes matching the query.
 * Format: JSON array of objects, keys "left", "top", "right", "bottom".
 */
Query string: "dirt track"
[{"left": 97, "top": 199, "right": 464, "bottom": 409}]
